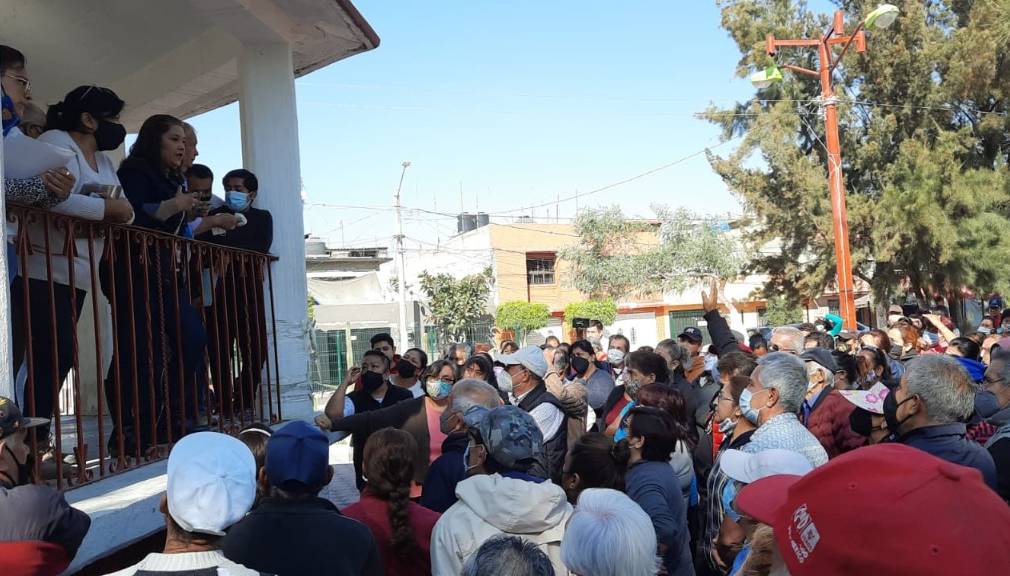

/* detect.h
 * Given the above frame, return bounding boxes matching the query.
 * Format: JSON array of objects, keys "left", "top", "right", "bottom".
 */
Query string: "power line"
[{"left": 481, "top": 136, "right": 741, "bottom": 216}]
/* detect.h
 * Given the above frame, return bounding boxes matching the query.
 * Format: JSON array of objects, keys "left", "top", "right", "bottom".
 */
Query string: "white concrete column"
[
  {"left": 0, "top": 135, "right": 11, "bottom": 400},
  {"left": 238, "top": 43, "right": 312, "bottom": 420}
]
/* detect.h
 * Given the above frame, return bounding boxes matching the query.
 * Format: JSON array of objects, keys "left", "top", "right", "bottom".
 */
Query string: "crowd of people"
[
  {"left": 5, "top": 41, "right": 1010, "bottom": 576},
  {"left": 8, "top": 275, "right": 1010, "bottom": 574},
  {"left": 2, "top": 43, "right": 275, "bottom": 467}
]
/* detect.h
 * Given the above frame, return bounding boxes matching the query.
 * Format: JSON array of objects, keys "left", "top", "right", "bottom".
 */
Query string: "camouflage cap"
[
  {"left": 0, "top": 396, "right": 48, "bottom": 440},
  {"left": 464, "top": 405, "right": 543, "bottom": 470}
]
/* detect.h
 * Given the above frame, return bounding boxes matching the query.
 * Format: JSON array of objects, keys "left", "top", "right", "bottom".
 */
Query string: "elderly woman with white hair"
[{"left": 561, "top": 488, "right": 658, "bottom": 576}]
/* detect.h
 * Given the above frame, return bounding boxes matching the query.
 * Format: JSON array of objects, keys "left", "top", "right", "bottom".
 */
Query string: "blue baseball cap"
[{"left": 266, "top": 420, "right": 329, "bottom": 491}]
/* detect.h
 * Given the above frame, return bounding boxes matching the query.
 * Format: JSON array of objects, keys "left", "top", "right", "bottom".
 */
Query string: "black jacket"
[
  {"left": 517, "top": 383, "right": 568, "bottom": 483},
  {"left": 330, "top": 392, "right": 426, "bottom": 489},
  {"left": 0, "top": 484, "right": 90, "bottom": 561},
  {"left": 899, "top": 423, "right": 997, "bottom": 489},
  {"left": 702, "top": 309, "right": 740, "bottom": 357},
  {"left": 222, "top": 496, "right": 381, "bottom": 576},
  {"left": 420, "top": 432, "right": 469, "bottom": 513},
  {"left": 198, "top": 206, "right": 274, "bottom": 255}
]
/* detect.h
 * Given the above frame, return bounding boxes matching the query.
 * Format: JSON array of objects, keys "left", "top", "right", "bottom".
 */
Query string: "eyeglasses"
[
  {"left": 769, "top": 343, "right": 781, "bottom": 352},
  {"left": 3, "top": 73, "right": 30, "bottom": 95}
]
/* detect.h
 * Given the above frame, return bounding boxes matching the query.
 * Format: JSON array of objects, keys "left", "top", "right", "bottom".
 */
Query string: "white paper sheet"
[{"left": 3, "top": 127, "right": 74, "bottom": 179}]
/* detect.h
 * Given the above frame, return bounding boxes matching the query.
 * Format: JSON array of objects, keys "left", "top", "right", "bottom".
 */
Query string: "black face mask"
[
  {"left": 849, "top": 408, "right": 874, "bottom": 437},
  {"left": 94, "top": 120, "right": 126, "bottom": 151},
  {"left": 882, "top": 390, "right": 914, "bottom": 436},
  {"left": 361, "top": 371, "right": 385, "bottom": 394},
  {"left": 396, "top": 359, "right": 417, "bottom": 379},
  {"left": 571, "top": 356, "right": 591, "bottom": 377}
]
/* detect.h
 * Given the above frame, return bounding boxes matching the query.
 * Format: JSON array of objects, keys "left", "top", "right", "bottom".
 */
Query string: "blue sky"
[{"left": 189, "top": 1, "right": 764, "bottom": 248}]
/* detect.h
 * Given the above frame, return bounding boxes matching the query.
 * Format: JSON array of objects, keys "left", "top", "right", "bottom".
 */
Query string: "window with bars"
[{"left": 526, "top": 252, "right": 556, "bottom": 285}]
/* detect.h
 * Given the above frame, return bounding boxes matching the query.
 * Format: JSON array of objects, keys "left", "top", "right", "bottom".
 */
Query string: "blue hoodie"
[{"left": 955, "top": 356, "right": 986, "bottom": 383}]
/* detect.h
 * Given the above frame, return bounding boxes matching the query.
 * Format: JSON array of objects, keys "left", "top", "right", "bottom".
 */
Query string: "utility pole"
[
  {"left": 395, "top": 161, "right": 412, "bottom": 348},
  {"left": 760, "top": 6, "right": 898, "bottom": 330}
]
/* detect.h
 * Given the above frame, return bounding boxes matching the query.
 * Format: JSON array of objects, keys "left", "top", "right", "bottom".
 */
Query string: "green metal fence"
[
  {"left": 310, "top": 325, "right": 394, "bottom": 392},
  {"left": 423, "top": 319, "right": 497, "bottom": 360},
  {"left": 667, "top": 310, "right": 711, "bottom": 346}
]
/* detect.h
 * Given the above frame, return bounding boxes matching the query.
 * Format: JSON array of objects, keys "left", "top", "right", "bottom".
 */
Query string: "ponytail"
[
  {"left": 46, "top": 85, "right": 125, "bottom": 133},
  {"left": 361, "top": 428, "right": 420, "bottom": 558}
]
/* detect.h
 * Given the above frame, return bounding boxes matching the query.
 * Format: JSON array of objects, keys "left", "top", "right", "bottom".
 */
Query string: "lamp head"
[
  {"left": 750, "top": 66, "right": 783, "bottom": 90},
  {"left": 865, "top": 4, "right": 899, "bottom": 30}
]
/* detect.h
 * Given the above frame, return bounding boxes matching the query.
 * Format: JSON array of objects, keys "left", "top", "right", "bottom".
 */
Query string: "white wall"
[
  {"left": 380, "top": 226, "right": 493, "bottom": 306},
  {"left": 610, "top": 312, "right": 659, "bottom": 348}
]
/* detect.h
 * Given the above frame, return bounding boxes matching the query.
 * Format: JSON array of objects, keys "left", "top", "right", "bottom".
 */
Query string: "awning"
[{"left": 3, "top": 0, "right": 378, "bottom": 129}]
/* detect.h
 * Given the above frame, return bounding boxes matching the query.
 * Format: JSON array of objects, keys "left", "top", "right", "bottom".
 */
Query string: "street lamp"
[{"left": 751, "top": 4, "right": 899, "bottom": 330}]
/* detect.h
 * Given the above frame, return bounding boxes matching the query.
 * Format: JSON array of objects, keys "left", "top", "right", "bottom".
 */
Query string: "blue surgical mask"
[
  {"left": 226, "top": 190, "right": 250, "bottom": 212},
  {"left": 462, "top": 442, "right": 482, "bottom": 476},
  {"left": 738, "top": 388, "right": 760, "bottom": 425},
  {"left": 1, "top": 93, "right": 20, "bottom": 137}
]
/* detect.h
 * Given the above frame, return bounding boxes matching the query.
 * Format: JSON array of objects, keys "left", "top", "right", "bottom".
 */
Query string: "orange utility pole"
[{"left": 765, "top": 10, "right": 867, "bottom": 330}]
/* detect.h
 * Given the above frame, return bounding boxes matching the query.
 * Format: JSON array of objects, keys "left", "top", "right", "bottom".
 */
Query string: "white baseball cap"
[
  {"left": 838, "top": 382, "right": 890, "bottom": 415},
  {"left": 166, "top": 432, "right": 257, "bottom": 536},
  {"left": 721, "top": 448, "right": 815, "bottom": 484},
  {"left": 498, "top": 345, "right": 548, "bottom": 379}
]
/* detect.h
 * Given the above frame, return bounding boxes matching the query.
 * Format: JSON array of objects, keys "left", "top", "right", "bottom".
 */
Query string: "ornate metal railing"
[{"left": 7, "top": 203, "right": 282, "bottom": 489}]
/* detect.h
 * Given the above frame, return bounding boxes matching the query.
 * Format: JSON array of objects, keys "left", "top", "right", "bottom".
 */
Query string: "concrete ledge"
[
  {"left": 63, "top": 436, "right": 359, "bottom": 574},
  {"left": 64, "top": 460, "right": 168, "bottom": 574}
]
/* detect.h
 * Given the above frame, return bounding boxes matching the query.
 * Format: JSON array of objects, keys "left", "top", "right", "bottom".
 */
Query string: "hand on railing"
[
  {"left": 104, "top": 198, "right": 134, "bottom": 224},
  {"left": 42, "top": 169, "right": 75, "bottom": 200}
]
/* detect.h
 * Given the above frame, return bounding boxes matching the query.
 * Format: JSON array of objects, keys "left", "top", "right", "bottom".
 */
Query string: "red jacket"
[
  {"left": 804, "top": 389, "right": 867, "bottom": 458},
  {"left": 0, "top": 541, "right": 68, "bottom": 576},
  {"left": 342, "top": 490, "right": 441, "bottom": 576}
]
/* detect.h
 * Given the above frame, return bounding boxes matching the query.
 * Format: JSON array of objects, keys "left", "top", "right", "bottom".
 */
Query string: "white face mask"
[
  {"left": 607, "top": 348, "right": 626, "bottom": 365},
  {"left": 497, "top": 369, "right": 513, "bottom": 396}
]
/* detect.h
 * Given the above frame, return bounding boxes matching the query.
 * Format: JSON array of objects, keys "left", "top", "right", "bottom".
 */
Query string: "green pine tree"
[{"left": 706, "top": 0, "right": 1010, "bottom": 304}]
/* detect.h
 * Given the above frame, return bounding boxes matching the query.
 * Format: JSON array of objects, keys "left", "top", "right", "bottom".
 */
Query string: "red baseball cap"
[{"left": 736, "top": 444, "right": 1010, "bottom": 575}]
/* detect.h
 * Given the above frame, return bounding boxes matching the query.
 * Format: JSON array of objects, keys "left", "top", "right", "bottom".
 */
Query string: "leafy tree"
[
  {"left": 418, "top": 267, "right": 493, "bottom": 342},
  {"left": 495, "top": 301, "right": 551, "bottom": 335},
  {"left": 705, "top": 0, "right": 1010, "bottom": 306},
  {"left": 647, "top": 206, "right": 749, "bottom": 300},
  {"left": 764, "top": 294, "right": 804, "bottom": 326},
  {"left": 558, "top": 206, "right": 653, "bottom": 299},
  {"left": 561, "top": 206, "right": 748, "bottom": 302},
  {"left": 564, "top": 299, "right": 618, "bottom": 332}
]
